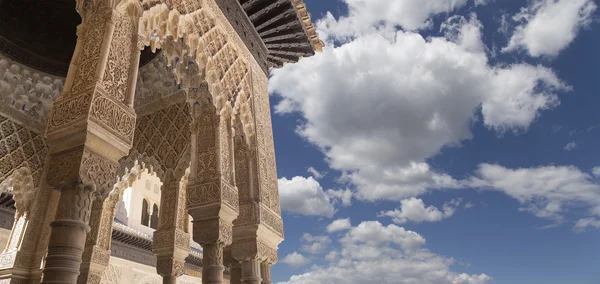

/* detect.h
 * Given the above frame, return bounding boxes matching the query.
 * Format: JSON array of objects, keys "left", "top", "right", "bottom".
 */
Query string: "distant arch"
[
  {"left": 150, "top": 204, "right": 159, "bottom": 229},
  {"left": 141, "top": 199, "right": 150, "bottom": 227}
]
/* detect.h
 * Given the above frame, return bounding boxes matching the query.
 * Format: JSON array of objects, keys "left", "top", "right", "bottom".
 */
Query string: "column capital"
[
  {"left": 230, "top": 238, "right": 277, "bottom": 264},
  {"left": 46, "top": 147, "right": 119, "bottom": 200}
]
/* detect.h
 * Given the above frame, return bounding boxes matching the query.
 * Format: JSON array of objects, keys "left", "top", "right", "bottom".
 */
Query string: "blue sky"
[{"left": 265, "top": 1, "right": 600, "bottom": 283}]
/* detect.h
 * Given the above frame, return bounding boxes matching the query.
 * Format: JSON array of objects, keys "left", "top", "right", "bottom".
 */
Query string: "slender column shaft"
[
  {"left": 260, "top": 262, "right": 271, "bottom": 284},
  {"left": 41, "top": 185, "right": 94, "bottom": 284},
  {"left": 126, "top": 49, "right": 141, "bottom": 107},
  {"left": 202, "top": 243, "right": 225, "bottom": 284},
  {"left": 163, "top": 275, "right": 177, "bottom": 284},
  {"left": 240, "top": 258, "right": 262, "bottom": 284}
]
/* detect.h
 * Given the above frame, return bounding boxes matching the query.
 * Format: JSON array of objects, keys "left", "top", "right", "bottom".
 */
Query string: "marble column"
[
  {"left": 41, "top": 0, "right": 142, "bottom": 283},
  {"left": 240, "top": 258, "right": 262, "bottom": 284},
  {"left": 187, "top": 83, "right": 239, "bottom": 284},
  {"left": 154, "top": 172, "right": 190, "bottom": 284},
  {"left": 78, "top": 194, "right": 119, "bottom": 284},
  {"left": 41, "top": 183, "right": 94, "bottom": 283},
  {"left": 260, "top": 262, "right": 272, "bottom": 284},
  {"left": 202, "top": 242, "right": 226, "bottom": 284}
]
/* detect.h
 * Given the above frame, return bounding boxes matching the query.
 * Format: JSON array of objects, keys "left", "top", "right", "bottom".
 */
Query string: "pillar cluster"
[{"left": 0, "top": 0, "right": 300, "bottom": 283}]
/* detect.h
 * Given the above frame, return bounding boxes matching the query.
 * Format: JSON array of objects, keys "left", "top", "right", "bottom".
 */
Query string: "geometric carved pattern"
[
  {"left": 133, "top": 102, "right": 191, "bottom": 170},
  {"left": 0, "top": 114, "right": 47, "bottom": 188}
]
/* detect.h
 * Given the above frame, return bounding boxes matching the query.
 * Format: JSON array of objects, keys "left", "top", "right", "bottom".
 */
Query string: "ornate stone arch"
[
  {"left": 116, "top": 150, "right": 165, "bottom": 191},
  {"left": 138, "top": 3, "right": 255, "bottom": 144}
]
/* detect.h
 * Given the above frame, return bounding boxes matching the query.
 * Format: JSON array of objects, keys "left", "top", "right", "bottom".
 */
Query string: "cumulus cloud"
[
  {"left": 278, "top": 176, "right": 336, "bottom": 217},
  {"left": 324, "top": 251, "right": 338, "bottom": 262},
  {"left": 279, "top": 221, "right": 492, "bottom": 284},
  {"left": 281, "top": 252, "right": 311, "bottom": 268},
  {"left": 502, "top": 0, "right": 597, "bottom": 57},
  {"left": 469, "top": 164, "right": 600, "bottom": 224},
  {"left": 326, "top": 189, "right": 353, "bottom": 207},
  {"left": 379, "top": 198, "right": 461, "bottom": 224},
  {"left": 316, "top": 0, "right": 474, "bottom": 42},
  {"left": 271, "top": 12, "right": 568, "bottom": 202},
  {"left": 327, "top": 218, "right": 352, "bottom": 233},
  {"left": 301, "top": 234, "right": 332, "bottom": 254},
  {"left": 592, "top": 167, "right": 600, "bottom": 177}
]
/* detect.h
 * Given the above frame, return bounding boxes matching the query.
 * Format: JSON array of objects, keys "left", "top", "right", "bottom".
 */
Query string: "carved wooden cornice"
[{"left": 237, "top": 0, "right": 323, "bottom": 68}]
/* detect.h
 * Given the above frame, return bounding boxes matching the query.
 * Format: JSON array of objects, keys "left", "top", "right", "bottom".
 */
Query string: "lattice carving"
[
  {"left": 132, "top": 102, "right": 191, "bottom": 171},
  {"left": 0, "top": 114, "right": 48, "bottom": 189}
]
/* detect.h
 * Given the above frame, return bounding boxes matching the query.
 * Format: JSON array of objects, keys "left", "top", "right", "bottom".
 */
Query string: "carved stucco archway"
[{"left": 78, "top": 149, "right": 167, "bottom": 283}]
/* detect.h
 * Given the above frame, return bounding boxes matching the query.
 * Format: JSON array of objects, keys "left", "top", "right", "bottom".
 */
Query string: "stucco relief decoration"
[
  {"left": 0, "top": 167, "right": 35, "bottom": 218},
  {"left": 138, "top": 3, "right": 255, "bottom": 139},
  {"left": 70, "top": 4, "right": 110, "bottom": 96},
  {"left": 102, "top": 13, "right": 134, "bottom": 102},
  {"left": 134, "top": 54, "right": 179, "bottom": 108},
  {"left": 252, "top": 62, "right": 282, "bottom": 215},
  {"left": 89, "top": 94, "right": 136, "bottom": 142},
  {"left": 0, "top": 115, "right": 48, "bottom": 187},
  {"left": 132, "top": 102, "right": 190, "bottom": 171},
  {"left": 80, "top": 150, "right": 119, "bottom": 198},
  {"left": 0, "top": 54, "right": 64, "bottom": 126}
]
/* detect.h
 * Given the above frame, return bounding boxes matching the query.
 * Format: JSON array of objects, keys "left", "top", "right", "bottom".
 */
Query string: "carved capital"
[
  {"left": 231, "top": 238, "right": 277, "bottom": 264},
  {"left": 156, "top": 257, "right": 185, "bottom": 277},
  {"left": 192, "top": 218, "right": 232, "bottom": 246},
  {"left": 46, "top": 147, "right": 119, "bottom": 198},
  {"left": 51, "top": 183, "right": 95, "bottom": 230},
  {"left": 153, "top": 229, "right": 190, "bottom": 252}
]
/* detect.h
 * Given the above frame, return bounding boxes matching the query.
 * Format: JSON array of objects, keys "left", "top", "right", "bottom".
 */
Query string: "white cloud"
[
  {"left": 502, "top": 0, "right": 597, "bottom": 57},
  {"left": 592, "top": 167, "right": 600, "bottom": 177},
  {"left": 271, "top": 13, "right": 567, "bottom": 202},
  {"left": 324, "top": 251, "right": 338, "bottom": 262},
  {"left": 327, "top": 218, "right": 352, "bottom": 233},
  {"left": 307, "top": 167, "right": 325, "bottom": 179},
  {"left": 379, "top": 198, "right": 461, "bottom": 224},
  {"left": 316, "top": 0, "right": 473, "bottom": 42},
  {"left": 574, "top": 218, "right": 600, "bottom": 232},
  {"left": 326, "top": 189, "right": 353, "bottom": 206},
  {"left": 278, "top": 176, "right": 336, "bottom": 217},
  {"left": 469, "top": 164, "right": 600, "bottom": 223},
  {"left": 282, "top": 252, "right": 311, "bottom": 268},
  {"left": 301, "top": 234, "right": 332, "bottom": 254},
  {"left": 564, "top": 141, "right": 577, "bottom": 151},
  {"left": 279, "top": 221, "right": 491, "bottom": 284}
]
